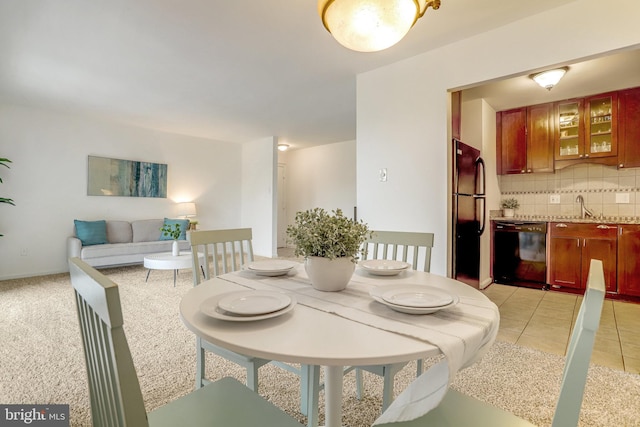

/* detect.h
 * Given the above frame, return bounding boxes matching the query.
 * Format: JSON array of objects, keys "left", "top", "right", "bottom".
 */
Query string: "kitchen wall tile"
[
  {"left": 500, "top": 164, "right": 640, "bottom": 220},
  {"left": 574, "top": 165, "right": 589, "bottom": 179},
  {"left": 602, "top": 204, "right": 619, "bottom": 216},
  {"left": 619, "top": 204, "right": 635, "bottom": 217},
  {"left": 619, "top": 176, "right": 635, "bottom": 188}
]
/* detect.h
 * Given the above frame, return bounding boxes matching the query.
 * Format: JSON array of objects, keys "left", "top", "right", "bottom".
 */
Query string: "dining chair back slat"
[
  {"left": 363, "top": 231, "right": 434, "bottom": 272},
  {"left": 69, "top": 257, "right": 304, "bottom": 427},
  {"left": 188, "top": 228, "right": 254, "bottom": 283},
  {"left": 70, "top": 257, "right": 151, "bottom": 427}
]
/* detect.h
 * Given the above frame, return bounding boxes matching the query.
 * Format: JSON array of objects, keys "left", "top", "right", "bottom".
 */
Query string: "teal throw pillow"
[
  {"left": 74, "top": 220, "right": 108, "bottom": 246},
  {"left": 160, "top": 218, "right": 189, "bottom": 240}
]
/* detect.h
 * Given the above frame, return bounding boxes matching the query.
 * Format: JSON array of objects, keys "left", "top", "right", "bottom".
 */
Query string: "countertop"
[{"left": 491, "top": 216, "right": 640, "bottom": 225}]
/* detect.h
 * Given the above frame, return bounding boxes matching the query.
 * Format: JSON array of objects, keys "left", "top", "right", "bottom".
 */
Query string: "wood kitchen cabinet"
[
  {"left": 617, "top": 224, "right": 640, "bottom": 297},
  {"left": 554, "top": 94, "right": 618, "bottom": 165},
  {"left": 496, "top": 107, "right": 526, "bottom": 174},
  {"left": 496, "top": 104, "right": 554, "bottom": 174},
  {"left": 548, "top": 222, "right": 617, "bottom": 292},
  {"left": 618, "top": 87, "right": 640, "bottom": 169}
]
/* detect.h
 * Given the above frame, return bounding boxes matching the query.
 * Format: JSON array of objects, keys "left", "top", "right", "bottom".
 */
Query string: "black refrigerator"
[{"left": 452, "top": 139, "right": 486, "bottom": 288}]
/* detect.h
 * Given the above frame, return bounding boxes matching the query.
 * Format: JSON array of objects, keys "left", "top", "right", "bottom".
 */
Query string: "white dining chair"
[
  {"left": 355, "top": 230, "right": 435, "bottom": 411},
  {"left": 68, "top": 257, "right": 304, "bottom": 427},
  {"left": 376, "top": 258, "right": 606, "bottom": 427},
  {"left": 188, "top": 228, "right": 271, "bottom": 392},
  {"left": 188, "top": 228, "right": 318, "bottom": 426}
]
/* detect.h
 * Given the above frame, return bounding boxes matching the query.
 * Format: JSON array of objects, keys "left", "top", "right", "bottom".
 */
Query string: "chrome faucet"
[{"left": 576, "top": 195, "right": 595, "bottom": 219}]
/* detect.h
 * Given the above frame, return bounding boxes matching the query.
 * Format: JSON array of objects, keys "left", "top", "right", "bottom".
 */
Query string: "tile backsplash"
[{"left": 499, "top": 163, "right": 640, "bottom": 219}]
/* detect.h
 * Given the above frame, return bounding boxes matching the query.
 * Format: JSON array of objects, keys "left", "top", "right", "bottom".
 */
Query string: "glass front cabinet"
[{"left": 554, "top": 93, "right": 618, "bottom": 161}]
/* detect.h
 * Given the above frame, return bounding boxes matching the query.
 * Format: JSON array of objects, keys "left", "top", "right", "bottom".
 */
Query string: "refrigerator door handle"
[
  {"left": 476, "top": 196, "right": 486, "bottom": 236},
  {"left": 475, "top": 157, "right": 486, "bottom": 196}
]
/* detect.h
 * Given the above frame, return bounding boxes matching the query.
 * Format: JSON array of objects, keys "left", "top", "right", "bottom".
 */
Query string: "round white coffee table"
[{"left": 144, "top": 252, "right": 204, "bottom": 287}]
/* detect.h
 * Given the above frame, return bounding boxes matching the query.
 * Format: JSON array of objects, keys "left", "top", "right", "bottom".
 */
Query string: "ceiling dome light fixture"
[
  {"left": 532, "top": 67, "right": 568, "bottom": 91},
  {"left": 318, "top": 0, "right": 441, "bottom": 53},
  {"left": 277, "top": 143, "right": 290, "bottom": 152}
]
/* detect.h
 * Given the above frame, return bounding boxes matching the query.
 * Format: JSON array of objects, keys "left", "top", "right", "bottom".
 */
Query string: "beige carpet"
[{"left": 1, "top": 264, "right": 639, "bottom": 426}]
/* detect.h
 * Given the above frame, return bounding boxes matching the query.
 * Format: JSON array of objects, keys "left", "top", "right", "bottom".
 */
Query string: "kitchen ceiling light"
[
  {"left": 317, "top": 0, "right": 441, "bottom": 53},
  {"left": 277, "top": 143, "right": 290, "bottom": 151},
  {"left": 532, "top": 67, "right": 568, "bottom": 91}
]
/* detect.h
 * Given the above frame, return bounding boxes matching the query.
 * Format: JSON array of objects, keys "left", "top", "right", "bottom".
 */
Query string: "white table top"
[
  {"left": 144, "top": 252, "right": 203, "bottom": 270},
  {"left": 179, "top": 264, "right": 498, "bottom": 366}
]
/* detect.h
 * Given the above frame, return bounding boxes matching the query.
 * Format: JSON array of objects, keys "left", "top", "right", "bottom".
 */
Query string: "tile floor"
[{"left": 482, "top": 283, "right": 640, "bottom": 374}]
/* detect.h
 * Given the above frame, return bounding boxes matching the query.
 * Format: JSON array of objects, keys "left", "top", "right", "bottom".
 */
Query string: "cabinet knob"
[
  {"left": 584, "top": 154, "right": 590, "bottom": 158},
  {"left": 556, "top": 223, "right": 568, "bottom": 228},
  {"left": 579, "top": 155, "right": 584, "bottom": 158},
  {"left": 620, "top": 164, "right": 624, "bottom": 168},
  {"left": 597, "top": 224, "right": 612, "bottom": 229},
  {"left": 527, "top": 169, "right": 532, "bottom": 173},
  {"left": 521, "top": 170, "right": 526, "bottom": 173}
]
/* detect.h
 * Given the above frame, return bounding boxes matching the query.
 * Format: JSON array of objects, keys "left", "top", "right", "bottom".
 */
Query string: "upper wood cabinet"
[
  {"left": 554, "top": 93, "right": 618, "bottom": 168},
  {"left": 496, "top": 104, "right": 554, "bottom": 175},
  {"left": 496, "top": 108, "right": 526, "bottom": 174},
  {"left": 526, "top": 103, "right": 555, "bottom": 173},
  {"left": 618, "top": 87, "right": 640, "bottom": 168}
]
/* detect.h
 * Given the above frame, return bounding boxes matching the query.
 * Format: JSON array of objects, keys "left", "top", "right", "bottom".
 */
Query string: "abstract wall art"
[{"left": 87, "top": 156, "right": 167, "bottom": 198}]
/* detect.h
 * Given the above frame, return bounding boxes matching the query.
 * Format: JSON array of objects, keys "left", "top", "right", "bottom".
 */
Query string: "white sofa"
[{"left": 67, "top": 219, "right": 191, "bottom": 268}]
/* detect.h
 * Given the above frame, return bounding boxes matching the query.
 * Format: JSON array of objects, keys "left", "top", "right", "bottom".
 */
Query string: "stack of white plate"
[
  {"left": 359, "top": 259, "right": 411, "bottom": 276},
  {"left": 369, "top": 284, "right": 459, "bottom": 314},
  {"left": 245, "top": 260, "right": 298, "bottom": 276},
  {"left": 200, "top": 290, "right": 296, "bottom": 321}
]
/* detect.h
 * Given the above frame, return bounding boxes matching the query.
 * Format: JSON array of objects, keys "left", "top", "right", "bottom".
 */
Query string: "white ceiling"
[{"left": 3, "top": 0, "right": 634, "bottom": 150}]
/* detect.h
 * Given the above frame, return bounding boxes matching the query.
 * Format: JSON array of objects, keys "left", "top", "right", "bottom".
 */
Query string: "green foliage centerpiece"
[
  {"left": 160, "top": 223, "right": 182, "bottom": 256},
  {"left": 287, "top": 208, "right": 371, "bottom": 291}
]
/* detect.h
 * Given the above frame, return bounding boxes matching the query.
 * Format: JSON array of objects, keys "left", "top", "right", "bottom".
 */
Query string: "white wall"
[
  {"left": 241, "top": 137, "right": 278, "bottom": 257},
  {"left": 357, "top": 0, "right": 640, "bottom": 277},
  {"left": 461, "top": 98, "right": 498, "bottom": 288},
  {"left": 281, "top": 140, "right": 357, "bottom": 244},
  {"left": 0, "top": 105, "right": 244, "bottom": 279}
]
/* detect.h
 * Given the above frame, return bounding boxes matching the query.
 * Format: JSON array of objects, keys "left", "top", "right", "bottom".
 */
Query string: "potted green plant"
[
  {"left": 286, "top": 208, "right": 371, "bottom": 291},
  {"left": 500, "top": 198, "right": 520, "bottom": 217},
  {"left": 1, "top": 158, "right": 14, "bottom": 237},
  {"left": 161, "top": 223, "right": 182, "bottom": 256}
]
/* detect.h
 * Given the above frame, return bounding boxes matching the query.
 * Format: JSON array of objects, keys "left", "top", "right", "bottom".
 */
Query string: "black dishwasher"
[{"left": 492, "top": 221, "right": 547, "bottom": 288}]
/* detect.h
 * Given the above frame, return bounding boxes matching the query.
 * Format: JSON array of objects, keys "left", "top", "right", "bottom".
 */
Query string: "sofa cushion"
[
  {"left": 74, "top": 220, "right": 108, "bottom": 246},
  {"left": 106, "top": 221, "right": 133, "bottom": 244},
  {"left": 132, "top": 219, "right": 164, "bottom": 243},
  {"left": 80, "top": 240, "right": 189, "bottom": 259},
  {"left": 159, "top": 218, "right": 189, "bottom": 241}
]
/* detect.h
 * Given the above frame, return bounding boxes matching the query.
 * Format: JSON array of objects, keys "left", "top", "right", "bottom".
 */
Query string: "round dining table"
[{"left": 179, "top": 266, "right": 499, "bottom": 427}]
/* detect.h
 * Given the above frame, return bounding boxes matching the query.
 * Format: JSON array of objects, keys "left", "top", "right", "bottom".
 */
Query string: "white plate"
[
  {"left": 370, "top": 285, "right": 459, "bottom": 314},
  {"left": 380, "top": 286, "right": 453, "bottom": 308},
  {"left": 359, "top": 259, "right": 411, "bottom": 276},
  {"left": 200, "top": 293, "right": 296, "bottom": 322},
  {"left": 217, "top": 290, "right": 292, "bottom": 315},
  {"left": 246, "top": 260, "right": 298, "bottom": 276}
]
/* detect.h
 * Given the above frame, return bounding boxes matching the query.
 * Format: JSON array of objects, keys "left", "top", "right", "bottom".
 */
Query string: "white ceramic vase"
[
  {"left": 503, "top": 208, "right": 515, "bottom": 217},
  {"left": 304, "top": 256, "right": 355, "bottom": 292},
  {"left": 172, "top": 240, "right": 180, "bottom": 256}
]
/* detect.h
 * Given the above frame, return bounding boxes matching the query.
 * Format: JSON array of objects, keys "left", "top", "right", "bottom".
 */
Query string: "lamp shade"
[
  {"left": 177, "top": 202, "right": 197, "bottom": 218},
  {"left": 318, "top": 0, "right": 439, "bottom": 52},
  {"left": 532, "top": 68, "right": 567, "bottom": 90}
]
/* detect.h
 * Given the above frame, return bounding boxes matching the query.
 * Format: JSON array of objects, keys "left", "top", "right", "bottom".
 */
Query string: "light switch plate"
[
  {"left": 616, "top": 193, "right": 630, "bottom": 203},
  {"left": 550, "top": 194, "right": 561, "bottom": 204}
]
